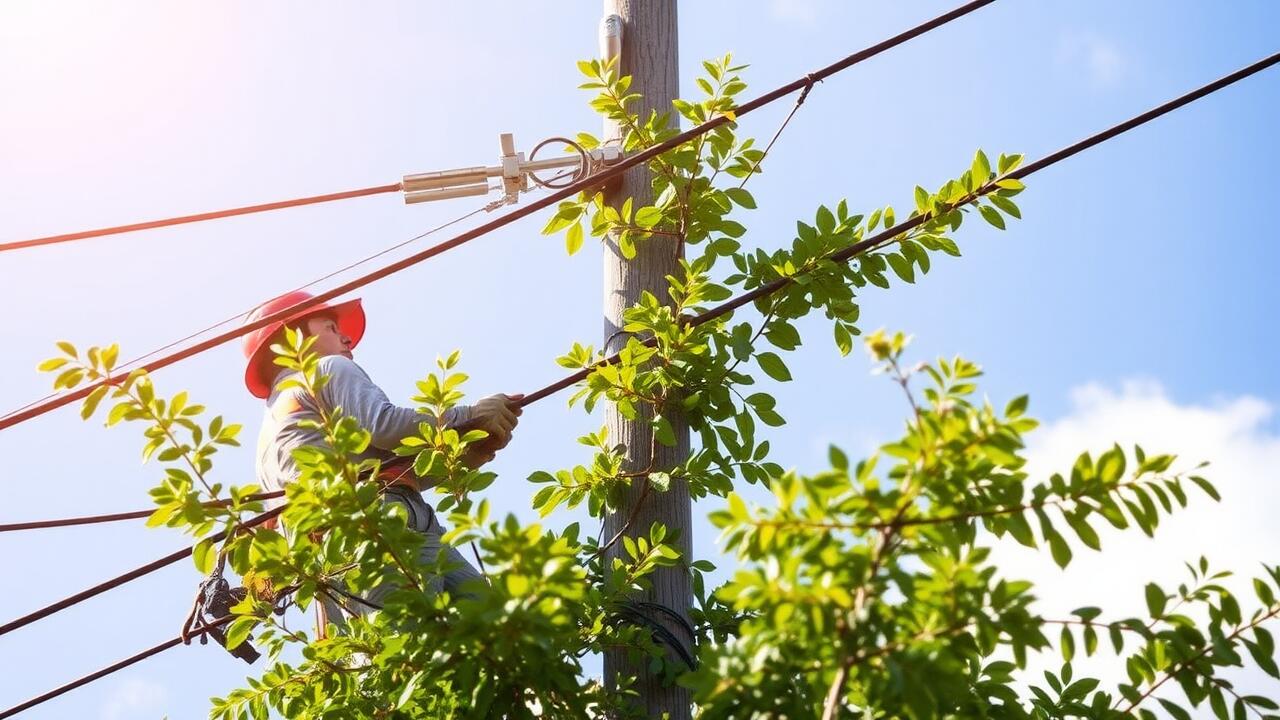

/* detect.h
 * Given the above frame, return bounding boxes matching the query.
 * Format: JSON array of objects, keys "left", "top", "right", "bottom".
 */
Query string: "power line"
[
  {"left": 0, "top": 4, "right": 1000, "bottom": 708},
  {"left": 0, "top": 202, "right": 508, "bottom": 537},
  {"left": 2, "top": 25, "right": 1274, "bottom": 655},
  {"left": 0, "top": 183, "right": 402, "bottom": 254},
  {"left": 3, "top": 30, "right": 1274, "bottom": 647},
  {"left": 0, "top": 491, "right": 283, "bottom": 533},
  {"left": 519, "top": 50, "right": 1280, "bottom": 406},
  {"left": 0, "top": 580, "right": 298, "bottom": 720},
  {"left": 0, "top": 506, "right": 283, "bottom": 638},
  {"left": 0, "top": 204, "right": 492, "bottom": 424},
  {"left": 0, "top": 0, "right": 996, "bottom": 433},
  {"left": 2, "top": 44, "right": 1276, "bottom": 720},
  {"left": 0, "top": 615, "right": 235, "bottom": 720}
]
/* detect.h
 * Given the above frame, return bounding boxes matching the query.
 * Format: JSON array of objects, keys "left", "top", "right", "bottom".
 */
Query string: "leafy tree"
[{"left": 42, "top": 55, "right": 1280, "bottom": 719}]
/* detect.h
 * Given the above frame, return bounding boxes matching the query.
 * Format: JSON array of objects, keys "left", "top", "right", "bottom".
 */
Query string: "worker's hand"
[
  {"left": 460, "top": 393, "right": 523, "bottom": 469},
  {"left": 462, "top": 393, "right": 524, "bottom": 449},
  {"left": 461, "top": 444, "right": 497, "bottom": 469}
]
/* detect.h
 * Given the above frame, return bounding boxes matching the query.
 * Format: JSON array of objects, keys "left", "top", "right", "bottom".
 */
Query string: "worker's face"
[{"left": 303, "top": 315, "right": 353, "bottom": 360}]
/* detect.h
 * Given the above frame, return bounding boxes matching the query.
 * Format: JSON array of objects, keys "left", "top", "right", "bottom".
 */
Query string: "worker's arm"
[
  {"left": 315, "top": 356, "right": 521, "bottom": 455},
  {"left": 316, "top": 356, "right": 468, "bottom": 451}
]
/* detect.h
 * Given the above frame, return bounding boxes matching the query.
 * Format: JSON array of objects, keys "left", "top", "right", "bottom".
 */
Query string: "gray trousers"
[{"left": 319, "top": 486, "right": 483, "bottom": 626}]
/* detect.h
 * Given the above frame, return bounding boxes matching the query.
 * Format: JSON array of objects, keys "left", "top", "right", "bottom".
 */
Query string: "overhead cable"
[
  {"left": 3, "top": 29, "right": 1276, "bottom": 649},
  {"left": 0, "top": 615, "right": 235, "bottom": 720},
  {"left": 0, "top": 506, "right": 283, "bottom": 638},
  {"left": 0, "top": 0, "right": 997, "bottom": 433},
  {"left": 0, "top": 183, "right": 402, "bottom": 254},
  {"left": 0, "top": 491, "right": 283, "bottom": 533},
  {"left": 2, "top": 43, "right": 1277, "bottom": 720},
  {"left": 517, "top": 50, "right": 1280, "bottom": 406},
  {"left": 0, "top": 204, "right": 491, "bottom": 424}
]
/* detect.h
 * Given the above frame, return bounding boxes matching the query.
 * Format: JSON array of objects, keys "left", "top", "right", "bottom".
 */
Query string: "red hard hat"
[{"left": 240, "top": 291, "right": 366, "bottom": 399}]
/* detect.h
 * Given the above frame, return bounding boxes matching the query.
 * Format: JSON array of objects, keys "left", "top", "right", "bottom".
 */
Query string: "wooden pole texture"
[{"left": 599, "top": 1, "right": 692, "bottom": 717}]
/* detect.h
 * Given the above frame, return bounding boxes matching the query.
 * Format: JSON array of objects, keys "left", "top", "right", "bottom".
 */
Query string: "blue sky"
[{"left": 1, "top": 1, "right": 1277, "bottom": 716}]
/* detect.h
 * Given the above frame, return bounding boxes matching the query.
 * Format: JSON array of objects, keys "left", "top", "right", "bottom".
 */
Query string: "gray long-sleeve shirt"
[{"left": 255, "top": 355, "right": 467, "bottom": 499}]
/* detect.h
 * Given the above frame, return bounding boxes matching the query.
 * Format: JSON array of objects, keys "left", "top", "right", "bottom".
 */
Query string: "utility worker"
[{"left": 241, "top": 290, "right": 522, "bottom": 622}]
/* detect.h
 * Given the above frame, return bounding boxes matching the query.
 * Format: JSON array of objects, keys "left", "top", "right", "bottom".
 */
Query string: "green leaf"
[
  {"left": 528, "top": 470, "right": 557, "bottom": 484},
  {"left": 80, "top": 385, "right": 109, "bottom": 420},
  {"left": 1145, "top": 583, "right": 1167, "bottom": 618},
  {"left": 396, "top": 671, "right": 426, "bottom": 709},
  {"left": 1065, "top": 513, "right": 1101, "bottom": 551},
  {"left": 998, "top": 152, "right": 1024, "bottom": 174},
  {"left": 1158, "top": 699, "right": 1193, "bottom": 720},
  {"left": 724, "top": 188, "right": 756, "bottom": 209},
  {"left": 635, "top": 206, "right": 663, "bottom": 228},
  {"left": 815, "top": 205, "right": 835, "bottom": 235},
  {"left": 764, "top": 321, "right": 801, "bottom": 351},
  {"left": 193, "top": 537, "right": 217, "bottom": 574},
  {"left": 971, "top": 149, "right": 992, "bottom": 184},
  {"left": 979, "top": 205, "right": 1006, "bottom": 230},
  {"left": 223, "top": 616, "right": 256, "bottom": 651},
  {"left": 653, "top": 415, "right": 677, "bottom": 447},
  {"left": 886, "top": 253, "right": 915, "bottom": 283},
  {"left": 145, "top": 504, "right": 177, "bottom": 528},
  {"left": 1005, "top": 394, "right": 1029, "bottom": 418},
  {"left": 37, "top": 357, "right": 68, "bottom": 372},
  {"left": 542, "top": 202, "right": 583, "bottom": 235},
  {"left": 1097, "top": 446, "right": 1126, "bottom": 484},
  {"left": 1047, "top": 529, "right": 1072, "bottom": 568},
  {"left": 989, "top": 194, "right": 1021, "bottom": 219},
  {"left": 1254, "top": 578, "right": 1277, "bottom": 607},
  {"left": 1189, "top": 475, "right": 1221, "bottom": 501},
  {"left": 619, "top": 232, "right": 637, "bottom": 260},
  {"left": 565, "top": 222, "right": 584, "bottom": 255},
  {"left": 53, "top": 368, "right": 85, "bottom": 390},
  {"left": 756, "top": 352, "right": 792, "bottom": 382},
  {"left": 829, "top": 445, "right": 848, "bottom": 471},
  {"left": 834, "top": 323, "right": 853, "bottom": 357},
  {"left": 913, "top": 186, "right": 930, "bottom": 213}
]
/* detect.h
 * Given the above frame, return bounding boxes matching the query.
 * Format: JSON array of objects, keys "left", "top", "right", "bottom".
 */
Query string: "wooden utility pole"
[{"left": 599, "top": 1, "right": 691, "bottom": 717}]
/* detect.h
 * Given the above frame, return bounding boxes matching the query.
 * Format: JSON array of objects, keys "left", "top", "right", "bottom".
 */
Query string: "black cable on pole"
[
  {"left": 0, "top": 0, "right": 996, "bottom": 433},
  {"left": 518, "top": 50, "right": 1280, "bottom": 407}
]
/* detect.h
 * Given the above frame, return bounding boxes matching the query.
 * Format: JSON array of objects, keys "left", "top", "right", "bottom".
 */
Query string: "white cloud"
[
  {"left": 989, "top": 379, "right": 1280, "bottom": 698},
  {"left": 100, "top": 678, "right": 167, "bottom": 720},
  {"left": 1056, "top": 31, "right": 1128, "bottom": 89}
]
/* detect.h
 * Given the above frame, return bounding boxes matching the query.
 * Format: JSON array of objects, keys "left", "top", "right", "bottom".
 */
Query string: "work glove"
[{"left": 461, "top": 393, "right": 523, "bottom": 449}]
